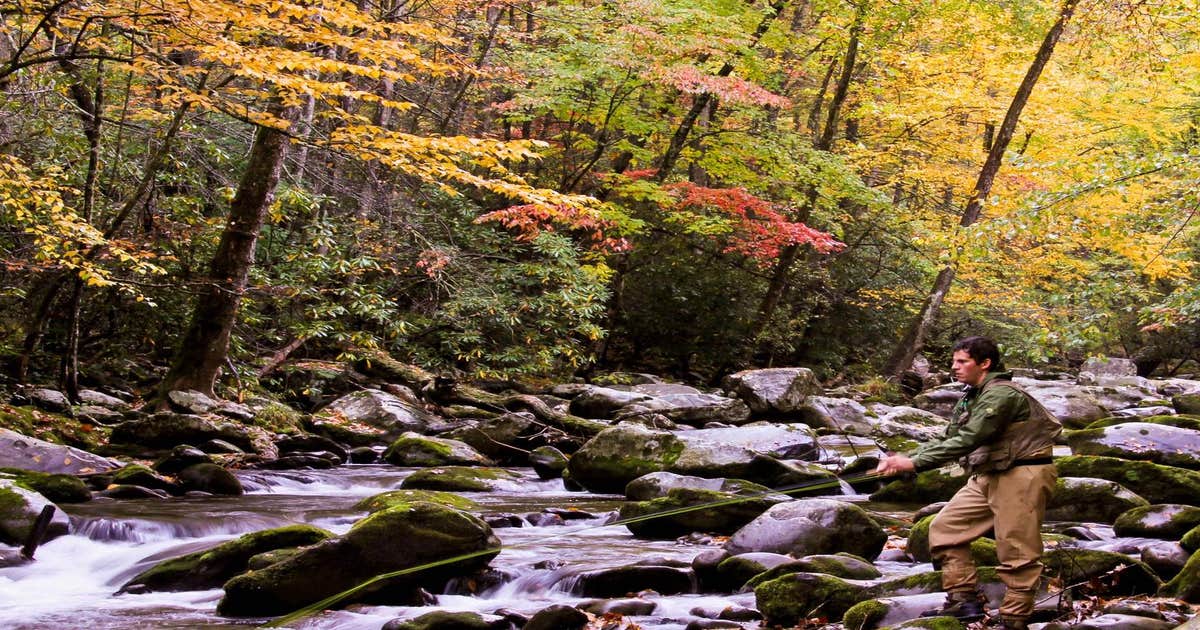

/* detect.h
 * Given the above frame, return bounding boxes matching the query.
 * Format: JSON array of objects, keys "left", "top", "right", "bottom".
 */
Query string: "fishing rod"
[{"left": 261, "top": 469, "right": 890, "bottom": 628}]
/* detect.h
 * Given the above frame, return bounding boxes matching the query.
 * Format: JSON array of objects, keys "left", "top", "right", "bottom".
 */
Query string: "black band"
[{"left": 1011, "top": 457, "right": 1053, "bottom": 467}]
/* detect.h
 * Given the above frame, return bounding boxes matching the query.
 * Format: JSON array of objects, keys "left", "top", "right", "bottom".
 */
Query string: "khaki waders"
[{"left": 928, "top": 462, "right": 1057, "bottom": 621}]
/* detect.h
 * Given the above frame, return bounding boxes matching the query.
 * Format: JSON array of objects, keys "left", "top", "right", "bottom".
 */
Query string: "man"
[{"left": 875, "top": 336, "right": 1061, "bottom": 630}]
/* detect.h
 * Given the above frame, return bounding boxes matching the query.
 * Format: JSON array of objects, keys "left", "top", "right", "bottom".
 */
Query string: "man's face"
[{"left": 951, "top": 350, "right": 991, "bottom": 387}]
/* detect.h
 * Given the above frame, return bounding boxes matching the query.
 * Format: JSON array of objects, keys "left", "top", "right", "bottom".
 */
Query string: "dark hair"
[{"left": 952, "top": 336, "right": 1004, "bottom": 372}]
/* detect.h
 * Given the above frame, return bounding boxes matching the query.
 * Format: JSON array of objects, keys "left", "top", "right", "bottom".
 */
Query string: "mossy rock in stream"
[
  {"left": 870, "top": 469, "right": 967, "bottom": 504},
  {"left": 1084, "top": 414, "right": 1200, "bottom": 431},
  {"left": 0, "top": 479, "right": 70, "bottom": 545},
  {"left": 399, "top": 467, "right": 523, "bottom": 492},
  {"left": 566, "top": 423, "right": 687, "bottom": 494},
  {"left": 218, "top": 502, "right": 501, "bottom": 616},
  {"left": 354, "top": 490, "right": 477, "bottom": 513},
  {"left": 1054, "top": 456, "right": 1200, "bottom": 506},
  {"left": 382, "top": 610, "right": 512, "bottom": 630},
  {"left": 1113, "top": 504, "right": 1200, "bottom": 539},
  {"left": 111, "top": 464, "right": 177, "bottom": 494},
  {"left": 743, "top": 553, "right": 881, "bottom": 589},
  {"left": 1042, "top": 548, "right": 1162, "bottom": 595},
  {"left": 0, "top": 468, "right": 90, "bottom": 503},
  {"left": 1160, "top": 545, "right": 1200, "bottom": 602},
  {"left": 1046, "top": 477, "right": 1149, "bottom": 523},
  {"left": 843, "top": 599, "right": 891, "bottom": 630},
  {"left": 384, "top": 433, "right": 493, "bottom": 467},
  {"left": 907, "top": 514, "right": 998, "bottom": 565},
  {"left": 1181, "top": 524, "right": 1200, "bottom": 552},
  {"left": 619, "top": 487, "right": 786, "bottom": 539},
  {"left": 754, "top": 572, "right": 871, "bottom": 625},
  {"left": 120, "top": 524, "right": 333, "bottom": 593}
]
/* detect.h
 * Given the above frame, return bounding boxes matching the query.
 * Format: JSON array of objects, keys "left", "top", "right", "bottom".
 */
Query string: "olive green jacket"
[{"left": 910, "top": 371, "right": 1032, "bottom": 472}]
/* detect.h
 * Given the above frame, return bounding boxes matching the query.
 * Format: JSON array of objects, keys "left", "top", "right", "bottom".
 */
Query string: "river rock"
[
  {"left": 1161, "top": 548, "right": 1200, "bottom": 602},
  {"left": 0, "top": 479, "right": 69, "bottom": 545},
  {"left": 524, "top": 604, "right": 588, "bottom": 630},
  {"left": 311, "top": 389, "right": 435, "bottom": 445},
  {"left": 724, "top": 499, "right": 886, "bottom": 560},
  {"left": 620, "top": 486, "right": 790, "bottom": 539},
  {"left": 616, "top": 392, "right": 751, "bottom": 427},
  {"left": 109, "top": 412, "right": 273, "bottom": 456},
  {"left": 1174, "top": 393, "right": 1200, "bottom": 415},
  {"left": 177, "top": 463, "right": 243, "bottom": 496},
  {"left": 912, "top": 385, "right": 965, "bottom": 418},
  {"left": 355, "top": 490, "right": 477, "bottom": 513},
  {"left": 1021, "top": 381, "right": 1110, "bottom": 429},
  {"left": 401, "top": 466, "right": 525, "bottom": 492},
  {"left": 0, "top": 469, "right": 90, "bottom": 503},
  {"left": 624, "top": 471, "right": 788, "bottom": 501},
  {"left": 165, "top": 389, "right": 219, "bottom": 414},
  {"left": 384, "top": 433, "right": 493, "bottom": 467},
  {"left": 255, "top": 454, "right": 336, "bottom": 470},
  {"left": 1043, "top": 548, "right": 1162, "bottom": 596},
  {"left": 870, "top": 468, "right": 967, "bottom": 504},
  {"left": 528, "top": 446, "right": 568, "bottom": 480},
  {"left": 99, "top": 484, "right": 170, "bottom": 499},
  {"left": 120, "top": 524, "right": 332, "bottom": 593},
  {"left": 0, "top": 428, "right": 118, "bottom": 474},
  {"left": 676, "top": 424, "right": 820, "bottom": 460},
  {"left": 112, "top": 464, "right": 178, "bottom": 494},
  {"left": 722, "top": 367, "right": 816, "bottom": 414},
  {"left": 1067, "top": 423, "right": 1200, "bottom": 469},
  {"left": 382, "top": 611, "right": 512, "bottom": 630},
  {"left": 218, "top": 502, "right": 501, "bottom": 616},
  {"left": 572, "top": 564, "right": 695, "bottom": 597},
  {"left": 1084, "top": 415, "right": 1200, "bottom": 431},
  {"left": 742, "top": 553, "right": 882, "bottom": 590},
  {"left": 276, "top": 434, "right": 348, "bottom": 460},
  {"left": 1113, "top": 504, "right": 1200, "bottom": 539},
  {"left": 568, "top": 386, "right": 654, "bottom": 418},
  {"left": 565, "top": 424, "right": 687, "bottom": 493},
  {"left": 441, "top": 412, "right": 569, "bottom": 465},
  {"left": 1055, "top": 456, "right": 1200, "bottom": 506},
  {"left": 755, "top": 571, "right": 870, "bottom": 625},
  {"left": 75, "top": 405, "right": 125, "bottom": 425},
  {"left": 1140, "top": 541, "right": 1189, "bottom": 580},
  {"left": 1046, "top": 477, "right": 1149, "bottom": 523},
  {"left": 707, "top": 552, "right": 793, "bottom": 591},
  {"left": 152, "top": 445, "right": 213, "bottom": 475}
]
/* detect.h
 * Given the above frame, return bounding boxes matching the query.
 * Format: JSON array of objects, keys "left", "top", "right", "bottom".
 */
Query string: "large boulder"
[
  {"left": 311, "top": 389, "right": 436, "bottom": 445},
  {"left": 723, "top": 368, "right": 816, "bottom": 415},
  {"left": 1067, "top": 423, "right": 1200, "bottom": 470},
  {"left": 568, "top": 386, "right": 653, "bottom": 419},
  {"left": 400, "top": 467, "right": 525, "bottom": 492},
  {"left": 1021, "top": 382, "right": 1109, "bottom": 429},
  {"left": 0, "top": 468, "right": 90, "bottom": 503},
  {"left": 1055, "top": 456, "right": 1200, "bottom": 506},
  {"left": 724, "top": 499, "right": 886, "bottom": 560},
  {"left": 0, "top": 479, "right": 70, "bottom": 545},
  {"left": 1081, "top": 357, "right": 1138, "bottom": 378},
  {"left": 1161, "top": 547, "right": 1200, "bottom": 602},
  {"left": 109, "top": 413, "right": 274, "bottom": 456},
  {"left": 624, "top": 471, "right": 786, "bottom": 501},
  {"left": 0, "top": 428, "right": 118, "bottom": 474},
  {"left": 677, "top": 424, "right": 820, "bottom": 460},
  {"left": 441, "top": 412, "right": 566, "bottom": 464},
  {"left": 620, "top": 486, "right": 790, "bottom": 539},
  {"left": 218, "top": 502, "right": 501, "bottom": 616},
  {"left": 1113, "top": 504, "right": 1200, "bottom": 539},
  {"left": 572, "top": 563, "right": 695, "bottom": 597},
  {"left": 384, "top": 433, "right": 493, "bottom": 467},
  {"left": 1046, "top": 477, "right": 1149, "bottom": 523},
  {"left": 354, "top": 490, "right": 477, "bottom": 514},
  {"left": 120, "top": 524, "right": 332, "bottom": 593},
  {"left": 755, "top": 572, "right": 870, "bottom": 625},
  {"left": 616, "top": 393, "right": 751, "bottom": 427},
  {"left": 564, "top": 424, "right": 693, "bottom": 494},
  {"left": 177, "top": 463, "right": 244, "bottom": 496}
]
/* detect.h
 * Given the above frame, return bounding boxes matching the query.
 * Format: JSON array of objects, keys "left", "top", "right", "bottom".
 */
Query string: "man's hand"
[{"left": 875, "top": 453, "right": 916, "bottom": 476}]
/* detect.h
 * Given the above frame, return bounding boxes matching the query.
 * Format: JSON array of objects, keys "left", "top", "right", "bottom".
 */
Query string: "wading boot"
[
  {"left": 996, "top": 618, "right": 1029, "bottom": 630},
  {"left": 919, "top": 591, "right": 986, "bottom": 621}
]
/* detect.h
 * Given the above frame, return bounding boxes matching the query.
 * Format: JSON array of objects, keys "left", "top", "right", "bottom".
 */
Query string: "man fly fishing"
[{"left": 875, "top": 336, "right": 1062, "bottom": 630}]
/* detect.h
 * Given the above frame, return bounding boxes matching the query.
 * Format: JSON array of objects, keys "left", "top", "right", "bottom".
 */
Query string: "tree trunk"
[
  {"left": 159, "top": 112, "right": 294, "bottom": 398},
  {"left": 885, "top": 0, "right": 1079, "bottom": 377}
]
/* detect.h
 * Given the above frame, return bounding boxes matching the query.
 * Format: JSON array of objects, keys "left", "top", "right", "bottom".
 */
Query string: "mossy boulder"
[
  {"left": 1054, "top": 456, "right": 1200, "bottom": 506},
  {"left": 384, "top": 433, "right": 493, "bottom": 467},
  {"left": 314, "top": 389, "right": 435, "bottom": 444},
  {"left": 1046, "top": 477, "right": 1149, "bottom": 523},
  {"left": 529, "top": 445, "right": 568, "bottom": 480},
  {"left": 725, "top": 499, "right": 887, "bottom": 560},
  {"left": 0, "top": 468, "right": 90, "bottom": 503},
  {"left": 355, "top": 490, "right": 477, "bottom": 513},
  {"left": 1043, "top": 548, "right": 1162, "bottom": 595},
  {"left": 177, "top": 463, "right": 243, "bottom": 496},
  {"left": 249, "top": 401, "right": 307, "bottom": 435},
  {"left": 620, "top": 486, "right": 788, "bottom": 539},
  {"left": 1172, "top": 394, "right": 1200, "bottom": 415},
  {"left": 566, "top": 424, "right": 687, "bottom": 493},
  {"left": 1113, "top": 504, "right": 1200, "bottom": 539},
  {"left": 842, "top": 599, "right": 891, "bottom": 630},
  {"left": 110, "top": 412, "right": 269, "bottom": 455},
  {"left": 870, "top": 469, "right": 967, "bottom": 504},
  {"left": 218, "top": 502, "right": 501, "bottom": 616},
  {"left": 442, "top": 412, "right": 564, "bottom": 465},
  {"left": 120, "top": 524, "right": 332, "bottom": 593},
  {"left": 1182, "top": 524, "right": 1200, "bottom": 552},
  {"left": 743, "top": 553, "right": 881, "bottom": 589},
  {"left": 1066, "top": 423, "right": 1200, "bottom": 470},
  {"left": 382, "top": 610, "right": 512, "bottom": 630},
  {"left": 906, "top": 514, "right": 999, "bottom": 565},
  {"left": 1084, "top": 414, "right": 1200, "bottom": 431},
  {"left": 1160, "top": 546, "right": 1200, "bottom": 602},
  {"left": 400, "top": 467, "right": 524, "bottom": 492},
  {"left": 0, "top": 426, "right": 116, "bottom": 473},
  {"left": 0, "top": 479, "right": 70, "bottom": 545},
  {"left": 755, "top": 572, "right": 871, "bottom": 625},
  {"left": 111, "top": 464, "right": 178, "bottom": 494},
  {"left": 894, "top": 618, "right": 968, "bottom": 630}
]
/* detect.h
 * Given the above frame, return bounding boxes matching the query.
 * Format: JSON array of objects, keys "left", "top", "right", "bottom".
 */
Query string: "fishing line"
[{"left": 261, "top": 469, "right": 888, "bottom": 628}]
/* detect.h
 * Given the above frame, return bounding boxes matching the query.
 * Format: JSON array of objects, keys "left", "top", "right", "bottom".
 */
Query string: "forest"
[{"left": 2, "top": 0, "right": 1199, "bottom": 397}]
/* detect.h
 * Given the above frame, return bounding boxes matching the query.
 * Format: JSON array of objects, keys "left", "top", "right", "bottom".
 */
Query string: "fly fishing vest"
[{"left": 958, "top": 379, "right": 1062, "bottom": 475}]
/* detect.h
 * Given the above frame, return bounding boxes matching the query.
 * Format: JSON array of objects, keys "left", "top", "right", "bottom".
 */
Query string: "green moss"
[
  {"left": 1043, "top": 548, "right": 1161, "bottom": 595},
  {"left": 1084, "top": 415, "right": 1200, "bottom": 431},
  {"left": 1181, "top": 524, "right": 1200, "bottom": 552},
  {"left": 1055, "top": 456, "right": 1200, "bottom": 506},
  {"left": 755, "top": 572, "right": 870, "bottom": 625},
  {"left": 354, "top": 490, "right": 476, "bottom": 513},
  {"left": 383, "top": 435, "right": 470, "bottom": 467},
  {"left": 0, "top": 468, "right": 90, "bottom": 503},
  {"left": 1114, "top": 504, "right": 1200, "bottom": 538},
  {"left": 1160, "top": 548, "right": 1200, "bottom": 602},
  {"left": 843, "top": 600, "right": 890, "bottom": 630},
  {"left": 400, "top": 466, "right": 520, "bottom": 492},
  {"left": 621, "top": 487, "right": 781, "bottom": 539},
  {"left": 871, "top": 469, "right": 967, "bottom": 504},
  {"left": 872, "top": 570, "right": 944, "bottom": 595},
  {"left": 251, "top": 402, "right": 305, "bottom": 434},
  {"left": 0, "top": 403, "right": 110, "bottom": 451},
  {"left": 896, "top": 617, "right": 967, "bottom": 630}
]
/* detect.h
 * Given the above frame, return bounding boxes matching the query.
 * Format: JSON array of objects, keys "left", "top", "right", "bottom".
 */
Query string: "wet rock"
[
  {"left": 529, "top": 446, "right": 567, "bottom": 480},
  {"left": 484, "top": 514, "right": 524, "bottom": 528},
  {"left": 1113, "top": 504, "right": 1200, "bottom": 539},
  {"left": 276, "top": 434, "right": 348, "bottom": 460},
  {"left": 870, "top": 469, "right": 967, "bottom": 504},
  {"left": 1020, "top": 381, "right": 1109, "bottom": 429},
  {"left": 709, "top": 552, "right": 794, "bottom": 591},
  {"left": 0, "top": 428, "right": 118, "bottom": 474},
  {"left": 578, "top": 598, "right": 657, "bottom": 615},
  {"left": 524, "top": 512, "right": 564, "bottom": 527},
  {"left": 1102, "top": 598, "right": 1193, "bottom": 625},
  {"left": 842, "top": 598, "right": 894, "bottom": 630},
  {"left": 384, "top": 433, "right": 494, "bottom": 467},
  {"left": 1087, "top": 415, "right": 1200, "bottom": 431},
  {"left": 1174, "top": 393, "right": 1200, "bottom": 415},
  {"left": 1161, "top": 546, "right": 1200, "bottom": 602},
  {"left": 743, "top": 553, "right": 883, "bottom": 590},
  {"left": 112, "top": 464, "right": 177, "bottom": 494},
  {"left": 755, "top": 571, "right": 870, "bottom": 625},
  {"left": 99, "top": 485, "right": 170, "bottom": 499},
  {"left": 177, "top": 463, "right": 243, "bottom": 496},
  {"left": 523, "top": 604, "right": 588, "bottom": 630},
  {"left": 1043, "top": 548, "right": 1162, "bottom": 596},
  {"left": 200, "top": 439, "right": 244, "bottom": 454},
  {"left": 725, "top": 499, "right": 887, "bottom": 560},
  {"left": 347, "top": 446, "right": 380, "bottom": 463},
  {"left": 1140, "top": 541, "right": 1189, "bottom": 580},
  {"left": 616, "top": 392, "right": 751, "bottom": 427},
  {"left": 442, "top": 412, "right": 568, "bottom": 465},
  {"left": 401, "top": 466, "right": 525, "bottom": 492},
  {"left": 569, "top": 386, "right": 654, "bottom": 418},
  {"left": 311, "top": 389, "right": 436, "bottom": 446},
  {"left": 691, "top": 548, "right": 731, "bottom": 591},
  {"left": 382, "top": 611, "right": 512, "bottom": 630},
  {"left": 1055, "top": 456, "right": 1200, "bottom": 506},
  {"left": 120, "top": 524, "right": 332, "bottom": 592},
  {"left": 722, "top": 367, "right": 816, "bottom": 415},
  {"left": 152, "top": 445, "right": 213, "bottom": 475},
  {"left": 0, "top": 468, "right": 90, "bottom": 503},
  {"left": 355, "top": 490, "right": 477, "bottom": 514},
  {"left": 676, "top": 424, "right": 821, "bottom": 461},
  {"left": 1042, "top": 614, "right": 1175, "bottom": 630},
  {"left": 621, "top": 486, "right": 789, "bottom": 539},
  {"left": 110, "top": 413, "right": 271, "bottom": 456},
  {"left": 0, "top": 479, "right": 69, "bottom": 545},
  {"left": 685, "top": 621, "right": 742, "bottom": 630},
  {"left": 573, "top": 564, "right": 695, "bottom": 597},
  {"left": 564, "top": 424, "right": 686, "bottom": 493},
  {"left": 1046, "top": 477, "right": 1150, "bottom": 523},
  {"left": 625, "top": 471, "right": 788, "bottom": 501},
  {"left": 254, "top": 455, "right": 336, "bottom": 470},
  {"left": 218, "top": 502, "right": 501, "bottom": 616},
  {"left": 1067, "top": 423, "right": 1200, "bottom": 470}
]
